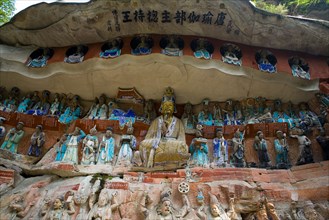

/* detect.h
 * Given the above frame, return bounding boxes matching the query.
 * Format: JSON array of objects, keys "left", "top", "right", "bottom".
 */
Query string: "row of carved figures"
[
  {"left": 0, "top": 86, "right": 328, "bottom": 133},
  {"left": 25, "top": 35, "right": 313, "bottom": 79},
  {"left": 5, "top": 175, "right": 328, "bottom": 220},
  {"left": 1, "top": 119, "right": 328, "bottom": 169}
]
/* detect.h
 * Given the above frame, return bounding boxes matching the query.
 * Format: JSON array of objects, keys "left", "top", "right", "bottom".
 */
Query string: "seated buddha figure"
[{"left": 139, "top": 87, "right": 190, "bottom": 168}]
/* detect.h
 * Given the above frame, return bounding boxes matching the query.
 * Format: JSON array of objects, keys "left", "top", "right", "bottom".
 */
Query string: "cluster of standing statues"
[{"left": 0, "top": 87, "right": 328, "bottom": 169}]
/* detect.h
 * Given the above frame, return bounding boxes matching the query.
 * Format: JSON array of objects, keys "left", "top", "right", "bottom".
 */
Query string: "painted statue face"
[
  {"left": 161, "top": 101, "right": 174, "bottom": 115},
  {"left": 216, "top": 131, "right": 223, "bottom": 138},
  {"left": 106, "top": 130, "right": 112, "bottom": 137},
  {"left": 161, "top": 200, "right": 171, "bottom": 216},
  {"left": 53, "top": 199, "right": 62, "bottom": 209},
  {"left": 259, "top": 132, "right": 264, "bottom": 139},
  {"left": 196, "top": 130, "right": 203, "bottom": 138},
  {"left": 127, "top": 127, "right": 134, "bottom": 135},
  {"left": 90, "top": 128, "right": 97, "bottom": 135},
  {"left": 16, "top": 123, "right": 23, "bottom": 130},
  {"left": 210, "top": 204, "right": 221, "bottom": 217},
  {"left": 277, "top": 132, "right": 283, "bottom": 139}
]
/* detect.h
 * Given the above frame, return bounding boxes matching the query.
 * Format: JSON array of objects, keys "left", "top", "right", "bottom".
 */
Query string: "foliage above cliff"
[
  {"left": 251, "top": 0, "right": 329, "bottom": 17},
  {"left": 0, "top": 0, "right": 15, "bottom": 25}
]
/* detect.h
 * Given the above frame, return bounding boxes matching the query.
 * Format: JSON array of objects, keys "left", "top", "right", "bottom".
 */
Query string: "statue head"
[
  {"left": 90, "top": 125, "right": 97, "bottom": 135},
  {"left": 257, "top": 131, "right": 264, "bottom": 139},
  {"left": 276, "top": 130, "right": 283, "bottom": 139},
  {"left": 36, "top": 125, "right": 43, "bottom": 133},
  {"left": 53, "top": 198, "right": 64, "bottom": 210},
  {"left": 216, "top": 128, "right": 223, "bottom": 138},
  {"left": 99, "top": 94, "right": 107, "bottom": 104},
  {"left": 159, "top": 197, "right": 172, "bottom": 217},
  {"left": 42, "top": 90, "right": 50, "bottom": 101},
  {"left": 159, "top": 87, "right": 176, "bottom": 114},
  {"left": 161, "top": 101, "right": 175, "bottom": 116},
  {"left": 225, "top": 99, "right": 234, "bottom": 112},
  {"left": 105, "top": 127, "right": 113, "bottom": 137},
  {"left": 196, "top": 124, "right": 203, "bottom": 138},
  {"left": 234, "top": 129, "right": 241, "bottom": 138},
  {"left": 202, "top": 99, "right": 210, "bottom": 112},
  {"left": 210, "top": 204, "right": 222, "bottom": 217},
  {"left": 16, "top": 122, "right": 24, "bottom": 130}
]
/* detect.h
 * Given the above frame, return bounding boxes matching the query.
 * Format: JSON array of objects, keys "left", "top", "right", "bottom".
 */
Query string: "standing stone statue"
[
  {"left": 97, "top": 127, "right": 115, "bottom": 165},
  {"left": 81, "top": 126, "right": 99, "bottom": 165},
  {"left": 213, "top": 128, "right": 228, "bottom": 167},
  {"left": 1, "top": 122, "right": 24, "bottom": 154},
  {"left": 27, "top": 125, "right": 46, "bottom": 157},
  {"left": 62, "top": 127, "right": 86, "bottom": 164},
  {"left": 116, "top": 123, "right": 136, "bottom": 166},
  {"left": 189, "top": 125, "right": 209, "bottom": 167},
  {"left": 55, "top": 134, "right": 69, "bottom": 162},
  {"left": 274, "top": 130, "right": 290, "bottom": 169},
  {"left": 253, "top": 131, "right": 270, "bottom": 168},
  {"left": 290, "top": 129, "right": 314, "bottom": 165},
  {"left": 230, "top": 129, "right": 245, "bottom": 167}
]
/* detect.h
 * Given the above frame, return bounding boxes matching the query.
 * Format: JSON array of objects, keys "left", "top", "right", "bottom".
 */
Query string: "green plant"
[
  {"left": 0, "top": 0, "right": 15, "bottom": 26},
  {"left": 252, "top": 0, "right": 289, "bottom": 14}
]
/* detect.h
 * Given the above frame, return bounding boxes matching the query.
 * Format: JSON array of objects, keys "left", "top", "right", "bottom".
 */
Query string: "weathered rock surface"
[
  {"left": 0, "top": 161, "right": 328, "bottom": 219},
  {"left": 0, "top": 0, "right": 328, "bottom": 56}
]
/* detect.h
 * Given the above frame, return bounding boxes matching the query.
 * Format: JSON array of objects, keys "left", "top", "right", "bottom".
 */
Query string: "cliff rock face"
[{"left": 1, "top": 0, "right": 328, "bottom": 55}]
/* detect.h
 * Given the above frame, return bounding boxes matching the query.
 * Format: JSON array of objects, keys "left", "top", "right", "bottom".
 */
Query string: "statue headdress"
[
  {"left": 159, "top": 87, "right": 176, "bottom": 113},
  {"left": 90, "top": 125, "right": 97, "bottom": 133}
]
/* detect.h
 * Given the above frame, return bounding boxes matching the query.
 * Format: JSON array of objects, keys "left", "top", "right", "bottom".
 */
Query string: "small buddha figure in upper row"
[
  {"left": 99, "top": 38, "right": 123, "bottom": 59},
  {"left": 160, "top": 35, "right": 184, "bottom": 57},
  {"left": 130, "top": 35, "right": 153, "bottom": 55}
]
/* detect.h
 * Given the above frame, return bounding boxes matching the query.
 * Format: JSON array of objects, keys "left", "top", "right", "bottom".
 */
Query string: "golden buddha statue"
[{"left": 139, "top": 87, "right": 189, "bottom": 168}]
